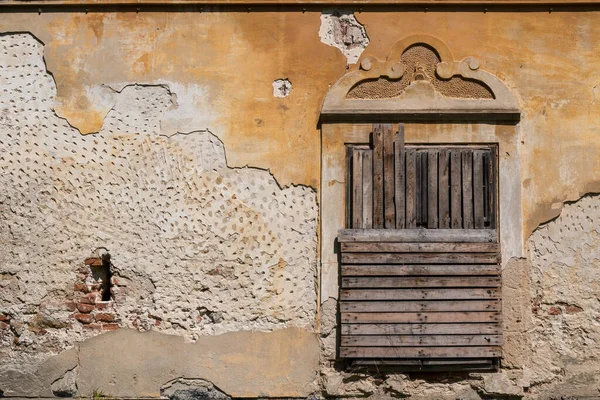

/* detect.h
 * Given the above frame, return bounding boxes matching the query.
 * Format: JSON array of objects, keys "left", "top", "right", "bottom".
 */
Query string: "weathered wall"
[{"left": 0, "top": 7, "right": 600, "bottom": 399}]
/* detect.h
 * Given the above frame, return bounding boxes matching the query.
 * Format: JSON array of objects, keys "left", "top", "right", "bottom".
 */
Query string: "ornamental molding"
[{"left": 320, "top": 35, "right": 520, "bottom": 122}]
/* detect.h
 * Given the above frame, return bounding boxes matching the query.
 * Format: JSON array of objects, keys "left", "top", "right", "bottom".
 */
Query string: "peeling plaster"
[
  {"left": 319, "top": 10, "right": 369, "bottom": 65},
  {"left": 272, "top": 79, "right": 292, "bottom": 98}
]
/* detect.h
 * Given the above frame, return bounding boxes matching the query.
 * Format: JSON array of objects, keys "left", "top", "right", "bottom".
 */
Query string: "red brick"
[
  {"left": 84, "top": 258, "right": 103, "bottom": 267},
  {"left": 76, "top": 303, "right": 95, "bottom": 313},
  {"left": 73, "top": 313, "right": 94, "bottom": 324},
  {"left": 548, "top": 307, "right": 562, "bottom": 315},
  {"left": 0, "top": 321, "right": 9, "bottom": 330},
  {"left": 94, "top": 313, "right": 114, "bottom": 322},
  {"left": 0, "top": 313, "right": 9, "bottom": 322},
  {"left": 73, "top": 283, "right": 89, "bottom": 293},
  {"left": 79, "top": 293, "right": 98, "bottom": 304},
  {"left": 64, "top": 301, "right": 77, "bottom": 312},
  {"left": 102, "top": 323, "right": 120, "bottom": 331},
  {"left": 566, "top": 305, "right": 584, "bottom": 314},
  {"left": 83, "top": 323, "right": 103, "bottom": 330},
  {"left": 95, "top": 301, "right": 113, "bottom": 311}
]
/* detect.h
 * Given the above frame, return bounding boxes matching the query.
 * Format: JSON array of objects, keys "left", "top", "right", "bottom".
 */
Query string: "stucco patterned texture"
[{"left": 0, "top": 32, "right": 317, "bottom": 359}]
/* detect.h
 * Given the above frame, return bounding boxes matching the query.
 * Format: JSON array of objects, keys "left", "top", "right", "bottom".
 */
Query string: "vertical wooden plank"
[
  {"left": 427, "top": 149, "right": 439, "bottom": 228},
  {"left": 352, "top": 149, "right": 364, "bottom": 228},
  {"left": 372, "top": 125, "right": 384, "bottom": 228},
  {"left": 483, "top": 151, "right": 490, "bottom": 227},
  {"left": 421, "top": 151, "right": 428, "bottom": 226},
  {"left": 362, "top": 150, "right": 373, "bottom": 229},
  {"left": 439, "top": 149, "right": 450, "bottom": 229},
  {"left": 490, "top": 146, "right": 498, "bottom": 229},
  {"left": 462, "top": 150, "right": 474, "bottom": 229},
  {"left": 415, "top": 151, "right": 422, "bottom": 225},
  {"left": 450, "top": 150, "right": 462, "bottom": 229},
  {"left": 405, "top": 148, "right": 417, "bottom": 228},
  {"left": 383, "top": 124, "right": 395, "bottom": 229},
  {"left": 394, "top": 125, "right": 405, "bottom": 229},
  {"left": 473, "top": 151, "right": 485, "bottom": 229}
]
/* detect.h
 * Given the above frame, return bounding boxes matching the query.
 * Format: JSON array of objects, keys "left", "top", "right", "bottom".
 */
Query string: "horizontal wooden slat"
[
  {"left": 342, "top": 252, "right": 500, "bottom": 264},
  {"left": 342, "top": 264, "right": 500, "bottom": 276},
  {"left": 340, "top": 346, "right": 501, "bottom": 358},
  {"left": 341, "top": 242, "right": 499, "bottom": 253},
  {"left": 341, "top": 334, "right": 503, "bottom": 347},
  {"left": 342, "top": 276, "right": 501, "bottom": 288},
  {"left": 341, "top": 288, "right": 500, "bottom": 300},
  {"left": 342, "top": 312, "right": 501, "bottom": 324},
  {"left": 340, "top": 300, "right": 500, "bottom": 313},
  {"left": 338, "top": 229, "right": 497, "bottom": 243},
  {"left": 352, "top": 359, "right": 494, "bottom": 366},
  {"left": 342, "top": 323, "right": 501, "bottom": 335}
]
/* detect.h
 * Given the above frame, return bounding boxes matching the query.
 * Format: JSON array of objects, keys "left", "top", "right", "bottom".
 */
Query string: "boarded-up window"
[{"left": 339, "top": 124, "right": 501, "bottom": 371}]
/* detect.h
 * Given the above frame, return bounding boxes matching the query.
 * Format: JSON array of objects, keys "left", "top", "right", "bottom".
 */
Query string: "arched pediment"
[{"left": 321, "top": 35, "right": 520, "bottom": 122}]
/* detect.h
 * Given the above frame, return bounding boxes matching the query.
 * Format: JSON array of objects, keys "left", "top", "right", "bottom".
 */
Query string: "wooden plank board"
[
  {"left": 362, "top": 150, "right": 373, "bottom": 229},
  {"left": 352, "top": 149, "right": 364, "bottom": 229},
  {"left": 427, "top": 149, "right": 438, "bottom": 229},
  {"left": 342, "top": 323, "right": 502, "bottom": 335},
  {"left": 340, "top": 346, "right": 501, "bottom": 359},
  {"left": 340, "top": 300, "right": 501, "bottom": 312},
  {"left": 337, "top": 229, "right": 498, "bottom": 243},
  {"left": 342, "top": 276, "right": 501, "bottom": 288},
  {"left": 341, "top": 288, "right": 501, "bottom": 300},
  {"left": 462, "top": 150, "right": 474, "bottom": 229},
  {"left": 342, "top": 252, "right": 500, "bottom": 265},
  {"left": 450, "top": 150, "right": 462, "bottom": 229},
  {"left": 341, "top": 335, "right": 503, "bottom": 347},
  {"left": 473, "top": 151, "right": 485, "bottom": 229},
  {"left": 383, "top": 124, "right": 395, "bottom": 229},
  {"left": 405, "top": 148, "right": 417, "bottom": 228},
  {"left": 372, "top": 124, "right": 384, "bottom": 228},
  {"left": 394, "top": 125, "right": 405, "bottom": 229},
  {"left": 416, "top": 151, "right": 422, "bottom": 225},
  {"left": 341, "top": 312, "right": 501, "bottom": 324},
  {"left": 341, "top": 242, "right": 500, "bottom": 253},
  {"left": 341, "top": 264, "right": 501, "bottom": 276},
  {"left": 439, "top": 149, "right": 450, "bottom": 229}
]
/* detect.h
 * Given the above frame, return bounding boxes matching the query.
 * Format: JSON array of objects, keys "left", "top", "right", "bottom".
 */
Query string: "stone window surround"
[{"left": 318, "top": 36, "right": 523, "bottom": 354}]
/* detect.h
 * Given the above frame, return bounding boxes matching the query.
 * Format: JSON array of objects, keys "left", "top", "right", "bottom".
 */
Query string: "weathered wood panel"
[
  {"left": 439, "top": 149, "right": 451, "bottom": 229},
  {"left": 372, "top": 125, "right": 384, "bottom": 228},
  {"left": 450, "top": 150, "right": 462, "bottom": 229},
  {"left": 342, "top": 323, "right": 502, "bottom": 336},
  {"left": 341, "top": 242, "right": 500, "bottom": 253},
  {"left": 462, "top": 150, "right": 474, "bottom": 229},
  {"left": 405, "top": 148, "right": 417, "bottom": 228},
  {"left": 342, "top": 252, "right": 500, "bottom": 264},
  {"left": 383, "top": 124, "right": 395, "bottom": 228},
  {"left": 352, "top": 149, "right": 364, "bottom": 229},
  {"left": 473, "top": 150, "right": 485, "bottom": 229},
  {"left": 341, "top": 335, "right": 503, "bottom": 347},
  {"left": 362, "top": 150, "right": 373, "bottom": 229},
  {"left": 337, "top": 229, "right": 498, "bottom": 243},
  {"left": 340, "top": 346, "right": 501, "bottom": 358},
  {"left": 427, "top": 149, "right": 439, "bottom": 229},
  {"left": 342, "top": 276, "right": 501, "bottom": 288},
  {"left": 341, "top": 288, "right": 501, "bottom": 300},
  {"left": 340, "top": 300, "right": 501, "bottom": 312},
  {"left": 341, "top": 311, "right": 501, "bottom": 324},
  {"left": 394, "top": 126, "right": 405, "bottom": 229},
  {"left": 341, "top": 264, "right": 501, "bottom": 276}
]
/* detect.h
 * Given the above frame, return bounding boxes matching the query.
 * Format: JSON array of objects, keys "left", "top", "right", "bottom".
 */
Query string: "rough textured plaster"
[
  {"left": 319, "top": 11, "right": 369, "bottom": 65},
  {"left": 524, "top": 193, "right": 600, "bottom": 398},
  {"left": 0, "top": 32, "right": 318, "bottom": 396}
]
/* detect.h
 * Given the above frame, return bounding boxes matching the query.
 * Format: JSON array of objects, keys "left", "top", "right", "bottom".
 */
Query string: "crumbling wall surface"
[
  {"left": 524, "top": 193, "right": 600, "bottom": 399},
  {"left": 0, "top": 33, "right": 318, "bottom": 397}
]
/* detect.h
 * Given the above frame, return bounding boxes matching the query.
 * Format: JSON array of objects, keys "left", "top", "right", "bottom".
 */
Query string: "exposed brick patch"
[
  {"left": 102, "top": 323, "right": 120, "bottom": 331},
  {"left": 73, "top": 313, "right": 94, "bottom": 324},
  {"left": 548, "top": 307, "right": 562, "bottom": 315},
  {"left": 95, "top": 313, "right": 114, "bottom": 322},
  {"left": 0, "top": 321, "right": 10, "bottom": 330},
  {"left": 76, "top": 303, "right": 95, "bottom": 313},
  {"left": 566, "top": 305, "right": 584, "bottom": 314}
]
